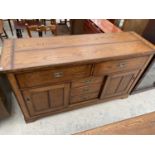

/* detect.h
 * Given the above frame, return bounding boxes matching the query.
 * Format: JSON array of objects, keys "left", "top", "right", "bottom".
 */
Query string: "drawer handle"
[
  {"left": 83, "top": 88, "right": 89, "bottom": 92},
  {"left": 84, "top": 79, "right": 92, "bottom": 84},
  {"left": 118, "top": 63, "right": 126, "bottom": 68},
  {"left": 53, "top": 72, "right": 63, "bottom": 78}
]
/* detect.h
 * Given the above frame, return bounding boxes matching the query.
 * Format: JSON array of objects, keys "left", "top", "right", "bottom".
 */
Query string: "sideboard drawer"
[
  {"left": 93, "top": 56, "right": 149, "bottom": 75},
  {"left": 71, "top": 76, "right": 103, "bottom": 88},
  {"left": 16, "top": 65, "right": 92, "bottom": 88},
  {"left": 71, "top": 83, "right": 102, "bottom": 96},
  {"left": 70, "top": 92, "right": 99, "bottom": 104}
]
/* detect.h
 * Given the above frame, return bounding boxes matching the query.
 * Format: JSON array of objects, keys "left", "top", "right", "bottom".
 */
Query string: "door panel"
[
  {"left": 105, "top": 76, "right": 122, "bottom": 95},
  {"left": 22, "top": 83, "right": 70, "bottom": 116},
  {"left": 117, "top": 74, "right": 133, "bottom": 92},
  {"left": 100, "top": 70, "right": 139, "bottom": 99},
  {"left": 49, "top": 88, "right": 64, "bottom": 108},
  {"left": 31, "top": 91, "right": 49, "bottom": 112}
]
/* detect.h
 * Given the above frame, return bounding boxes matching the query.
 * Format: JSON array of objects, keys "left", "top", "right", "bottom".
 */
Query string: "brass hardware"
[
  {"left": 118, "top": 62, "right": 126, "bottom": 68},
  {"left": 84, "top": 79, "right": 92, "bottom": 83},
  {"left": 83, "top": 88, "right": 89, "bottom": 92},
  {"left": 53, "top": 72, "right": 63, "bottom": 78}
]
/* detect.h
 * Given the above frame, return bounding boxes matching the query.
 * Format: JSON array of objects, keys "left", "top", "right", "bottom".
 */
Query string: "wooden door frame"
[
  {"left": 22, "top": 83, "right": 70, "bottom": 116},
  {"left": 100, "top": 70, "right": 139, "bottom": 99}
]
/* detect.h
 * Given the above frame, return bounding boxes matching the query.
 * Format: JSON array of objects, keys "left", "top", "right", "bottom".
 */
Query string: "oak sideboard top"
[{"left": 1, "top": 31, "right": 155, "bottom": 72}]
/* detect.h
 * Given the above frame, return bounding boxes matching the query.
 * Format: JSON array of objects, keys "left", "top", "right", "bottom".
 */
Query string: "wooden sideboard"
[{"left": 0, "top": 32, "right": 154, "bottom": 122}]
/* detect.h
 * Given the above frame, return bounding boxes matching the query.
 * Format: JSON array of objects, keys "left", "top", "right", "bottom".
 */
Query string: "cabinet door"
[
  {"left": 100, "top": 70, "right": 139, "bottom": 99},
  {"left": 22, "top": 84, "right": 70, "bottom": 116}
]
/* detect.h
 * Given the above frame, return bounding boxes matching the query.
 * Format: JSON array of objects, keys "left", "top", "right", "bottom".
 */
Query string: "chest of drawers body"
[{"left": 1, "top": 32, "right": 154, "bottom": 122}]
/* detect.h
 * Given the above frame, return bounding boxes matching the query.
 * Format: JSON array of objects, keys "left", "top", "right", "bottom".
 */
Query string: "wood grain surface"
[
  {"left": 1, "top": 32, "right": 154, "bottom": 72},
  {"left": 0, "top": 20, "right": 3, "bottom": 34},
  {"left": 76, "top": 111, "right": 155, "bottom": 135},
  {"left": 2, "top": 32, "right": 155, "bottom": 122}
]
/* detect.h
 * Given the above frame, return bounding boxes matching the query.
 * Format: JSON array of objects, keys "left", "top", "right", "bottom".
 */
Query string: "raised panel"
[
  {"left": 49, "top": 88, "right": 64, "bottom": 108},
  {"left": 116, "top": 74, "right": 133, "bottom": 92},
  {"left": 31, "top": 91, "right": 49, "bottom": 112},
  {"left": 100, "top": 70, "right": 139, "bottom": 99},
  {"left": 22, "top": 83, "right": 70, "bottom": 116},
  {"left": 104, "top": 76, "right": 122, "bottom": 96}
]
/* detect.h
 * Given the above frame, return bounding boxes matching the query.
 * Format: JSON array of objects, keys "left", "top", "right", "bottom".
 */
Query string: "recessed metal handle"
[
  {"left": 53, "top": 71, "right": 63, "bottom": 78},
  {"left": 84, "top": 79, "right": 92, "bottom": 84},
  {"left": 118, "top": 62, "right": 126, "bottom": 68}
]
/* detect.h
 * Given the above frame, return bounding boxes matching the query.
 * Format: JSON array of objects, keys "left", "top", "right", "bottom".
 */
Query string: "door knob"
[{"left": 26, "top": 97, "right": 30, "bottom": 102}]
